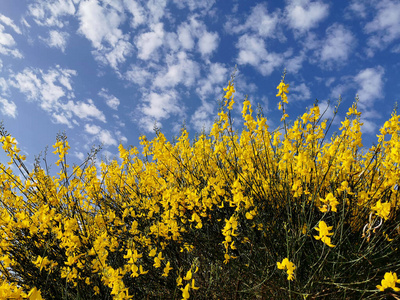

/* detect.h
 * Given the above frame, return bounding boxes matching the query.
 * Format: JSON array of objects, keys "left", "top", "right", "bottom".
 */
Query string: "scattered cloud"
[
  {"left": 319, "top": 24, "right": 355, "bottom": 66},
  {"left": 198, "top": 31, "right": 219, "bottom": 57},
  {"left": 0, "top": 19, "right": 23, "bottom": 58},
  {"left": 195, "top": 62, "right": 228, "bottom": 100},
  {"left": 364, "top": 0, "right": 400, "bottom": 53},
  {"left": 10, "top": 66, "right": 106, "bottom": 126},
  {"left": 285, "top": 0, "right": 329, "bottom": 33},
  {"left": 153, "top": 51, "right": 200, "bottom": 88},
  {"left": 64, "top": 99, "right": 106, "bottom": 123},
  {"left": 291, "top": 82, "right": 311, "bottom": 101},
  {"left": 84, "top": 123, "right": 117, "bottom": 146},
  {"left": 123, "top": 0, "right": 146, "bottom": 28},
  {"left": 172, "top": 0, "right": 216, "bottom": 12},
  {"left": 0, "top": 97, "right": 17, "bottom": 118},
  {"left": 84, "top": 123, "right": 101, "bottom": 135},
  {"left": 99, "top": 88, "right": 120, "bottom": 110},
  {"left": 77, "top": 0, "right": 133, "bottom": 69},
  {"left": 354, "top": 66, "right": 384, "bottom": 109},
  {"left": 41, "top": 30, "right": 69, "bottom": 52},
  {"left": 227, "top": 3, "right": 281, "bottom": 39},
  {"left": 125, "top": 65, "right": 153, "bottom": 86},
  {"left": 138, "top": 90, "right": 183, "bottom": 132},
  {"left": 135, "top": 22, "right": 164, "bottom": 60},
  {"left": 236, "top": 34, "right": 283, "bottom": 76},
  {"left": 145, "top": 0, "right": 168, "bottom": 24},
  {"left": 28, "top": 0, "right": 76, "bottom": 28},
  {"left": 0, "top": 13, "right": 22, "bottom": 34},
  {"left": 345, "top": 0, "right": 368, "bottom": 19}
]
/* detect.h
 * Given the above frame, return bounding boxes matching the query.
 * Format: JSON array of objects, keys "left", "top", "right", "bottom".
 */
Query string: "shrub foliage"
[{"left": 0, "top": 73, "right": 399, "bottom": 299}]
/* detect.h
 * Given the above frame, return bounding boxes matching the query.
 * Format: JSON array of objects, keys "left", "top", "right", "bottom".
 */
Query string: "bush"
[{"left": 0, "top": 72, "right": 399, "bottom": 299}]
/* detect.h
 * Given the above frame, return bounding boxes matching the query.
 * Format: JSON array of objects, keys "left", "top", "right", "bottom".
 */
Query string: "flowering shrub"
[{"left": 0, "top": 72, "right": 399, "bottom": 299}]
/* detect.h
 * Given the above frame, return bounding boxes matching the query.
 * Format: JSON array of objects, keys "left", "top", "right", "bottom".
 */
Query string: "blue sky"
[{"left": 0, "top": 0, "right": 399, "bottom": 169}]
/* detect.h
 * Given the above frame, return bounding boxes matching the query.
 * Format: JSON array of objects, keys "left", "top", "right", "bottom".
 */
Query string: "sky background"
[{"left": 0, "top": 0, "right": 399, "bottom": 170}]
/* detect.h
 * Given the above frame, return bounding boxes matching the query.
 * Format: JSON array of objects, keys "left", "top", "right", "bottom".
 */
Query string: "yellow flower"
[
  {"left": 27, "top": 287, "right": 44, "bottom": 300},
  {"left": 371, "top": 200, "right": 391, "bottom": 220},
  {"left": 181, "top": 283, "right": 190, "bottom": 300},
  {"left": 162, "top": 261, "right": 173, "bottom": 277},
  {"left": 314, "top": 221, "right": 335, "bottom": 247},
  {"left": 183, "top": 269, "right": 192, "bottom": 281},
  {"left": 276, "top": 81, "right": 289, "bottom": 97},
  {"left": 377, "top": 272, "right": 400, "bottom": 292},
  {"left": 319, "top": 193, "right": 339, "bottom": 213},
  {"left": 277, "top": 258, "right": 296, "bottom": 281}
]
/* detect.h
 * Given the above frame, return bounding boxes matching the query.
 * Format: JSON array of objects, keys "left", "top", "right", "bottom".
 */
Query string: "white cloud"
[
  {"left": 0, "top": 24, "right": 23, "bottom": 58},
  {"left": 286, "top": 0, "right": 329, "bottom": 33},
  {"left": 64, "top": 99, "right": 106, "bottom": 122},
  {"left": 78, "top": 0, "right": 134, "bottom": 68},
  {"left": 42, "top": 30, "right": 69, "bottom": 52},
  {"left": 28, "top": 0, "right": 76, "bottom": 28},
  {"left": 172, "top": 0, "right": 216, "bottom": 12},
  {"left": 77, "top": 0, "right": 124, "bottom": 48},
  {"left": 94, "top": 37, "right": 134, "bottom": 69},
  {"left": 191, "top": 100, "right": 214, "bottom": 132},
  {"left": 236, "top": 34, "right": 283, "bottom": 76},
  {"left": 319, "top": 24, "right": 355, "bottom": 65},
  {"left": 153, "top": 51, "right": 200, "bottom": 88},
  {"left": 227, "top": 3, "right": 280, "bottom": 38},
  {"left": 125, "top": 65, "right": 153, "bottom": 86},
  {"left": 10, "top": 66, "right": 106, "bottom": 126},
  {"left": 98, "top": 88, "right": 120, "bottom": 110},
  {"left": 98, "top": 130, "right": 117, "bottom": 146},
  {"left": 0, "top": 14, "right": 22, "bottom": 34},
  {"left": 178, "top": 23, "right": 194, "bottom": 50},
  {"left": 346, "top": 0, "right": 367, "bottom": 18},
  {"left": 198, "top": 31, "right": 219, "bottom": 57},
  {"left": 364, "top": 0, "right": 400, "bottom": 52},
  {"left": 354, "top": 66, "right": 385, "bottom": 109},
  {"left": 237, "top": 34, "right": 267, "bottom": 66},
  {"left": 291, "top": 82, "right": 311, "bottom": 101},
  {"left": 0, "top": 77, "right": 8, "bottom": 96},
  {"left": 0, "top": 97, "right": 17, "bottom": 118},
  {"left": 85, "top": 123, "right": 101, "bottom": 135},
  {"left": 123, "top": 0, "right": 146, "bottom": 28},
  {"left": 146, "top": 0, "right": 167, "bottom": 23},
  {"left": 84, "top": 123, "right": 117, "bottom": 146},
  {"left": 137, "top": 89, "right": 184, "bottom": 132},
  {"left": 176, "top": 17, "right": 219, "bottom": 57},
  {"left": 196, "top": 62, "right": 228, "bottom": 100},
  {"left": 286, "top": 53, "right": 305, "bottom": 73},
  {"left": 74, "top": 151, "right": 85, "bottom": 161},
  {"left": 136, "top": 22, "right": 164, "bottom": 60}
]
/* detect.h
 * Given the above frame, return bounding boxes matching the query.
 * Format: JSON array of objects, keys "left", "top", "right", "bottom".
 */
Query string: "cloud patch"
[
  {"left": 364, "top": 0, "right": 400, "bottom": 53},
  {"left": 0, "top": 16, "right": 23, "bottom": 58},
  {"left": 319, "top": 24, "right": 355, "bottom": 66},
  {"left": 236, "top": 34, "right": 283, "bottom": 76},
  {"left": 286, "top": 0, "right": 329, "bottom": 33},
  {"left": 0, "top": 97, "right": 17, "bottom": 118},
  {"left": 10, "top": 66, "right": 106, "bottom": 127},
  {"left": 41, "top": 30, "right": 69, "bottom": 52},
  {"left": 354, "top": 66, "right": 384, "bottom": 109},
  {"left": 28, "top": 0, "right": 76, "bottom": 28},
  {"left": 99, "top": 88, "right": 120, "bottom": 110}
]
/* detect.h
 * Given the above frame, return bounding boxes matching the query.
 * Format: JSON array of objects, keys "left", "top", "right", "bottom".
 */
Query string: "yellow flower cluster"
[
  {"left": 314, "top": 221, "right": 335, "bottom": 248},
  {"left": 377, "top": 271, "right": 400, "bottom": 292},
  {"left": 277, "top": 258, "right": 296, "bottom": 281},
  {"left": 0, "top": 74, "right": 399, "bottom": 299}
]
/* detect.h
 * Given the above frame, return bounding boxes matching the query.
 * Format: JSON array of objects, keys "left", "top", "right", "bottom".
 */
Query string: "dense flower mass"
[{"left": 0, "top": 74, "right": 399, "bottom": 299}]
